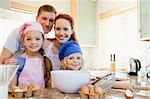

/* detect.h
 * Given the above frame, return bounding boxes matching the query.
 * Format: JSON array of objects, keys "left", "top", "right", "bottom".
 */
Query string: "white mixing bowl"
[{"left": 51, "top": 70, "right": 91, "bottom": 93}]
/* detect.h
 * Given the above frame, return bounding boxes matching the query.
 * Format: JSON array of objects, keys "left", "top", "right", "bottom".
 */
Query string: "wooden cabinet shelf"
[{"left": 139, "top": 0, "right": 150, "bottom": 41}]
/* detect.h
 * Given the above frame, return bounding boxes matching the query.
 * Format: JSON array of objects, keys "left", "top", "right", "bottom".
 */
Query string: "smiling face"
[
  {"left": 36, "top": 11, "right": 56, "bottom": 34},
  {"left": 54, "top": 18, "right": 73, "bottom": 44},
  {"left": 64, "top": 53, "right": 83, "bottom": 70},
  {"left": 23, "top": 30, "right": 44, "bottom": 53}
]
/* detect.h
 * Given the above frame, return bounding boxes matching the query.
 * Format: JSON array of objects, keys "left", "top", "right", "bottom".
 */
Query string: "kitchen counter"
[
  {"left": 8, "top": 88, "right": 150, "bottom": 99},
  {"left": 8, "top": 72, "right": 150, "bottom": 99}
]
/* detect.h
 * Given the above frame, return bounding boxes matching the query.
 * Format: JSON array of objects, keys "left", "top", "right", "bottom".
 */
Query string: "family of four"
[{"left": 0, "top": 5, "right": 83, "bottom": 89}]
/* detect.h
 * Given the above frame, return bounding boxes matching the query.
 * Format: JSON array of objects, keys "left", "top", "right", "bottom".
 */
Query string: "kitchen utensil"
[
  {"left": 51, "top": 70, "right": 91, "bottom": 93},
  {"left": 0, "top": 64, "right": 18, "bottom": 99},
  {"left": 128, "top": 58, "right": 141, "bottom": 76},
  {"left": 92, "top": 72, "right": 112, "bottom": 85},
  {"left": 93, "top": 73, "right": 116, "bottom": 89},
  {"left": 134, "top": 86, "right": 150, "bottom": 90}
]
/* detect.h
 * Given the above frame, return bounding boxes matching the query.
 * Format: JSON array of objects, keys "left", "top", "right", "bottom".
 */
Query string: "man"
[{"left": 0, "top": 5, "right": 57, "bottom": 64}]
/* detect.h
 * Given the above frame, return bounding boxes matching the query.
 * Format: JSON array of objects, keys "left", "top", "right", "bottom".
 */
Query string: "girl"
[
  {"left": 10, "top": 22, "right": 45, "bottom": 88},
  {"left": 59, "top": 40, "right": 83, "bottom": 70}
]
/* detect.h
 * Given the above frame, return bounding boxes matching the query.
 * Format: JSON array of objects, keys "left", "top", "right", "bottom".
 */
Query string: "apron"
[{"left": 18, "top": 57, "right": 45, "bottom": 88}]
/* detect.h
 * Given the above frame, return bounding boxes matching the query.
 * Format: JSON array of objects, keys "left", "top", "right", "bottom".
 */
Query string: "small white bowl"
[{"left": 51, "top": 70, "right": 91, "bottom": 93}]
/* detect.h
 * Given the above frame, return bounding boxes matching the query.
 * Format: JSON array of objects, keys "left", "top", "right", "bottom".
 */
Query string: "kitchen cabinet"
[
  {"left": 139, "top": 0, "right": 150, "bottom": 41},
  {"left": 77, "top": 0, "right": 96, "bottom": 46}
]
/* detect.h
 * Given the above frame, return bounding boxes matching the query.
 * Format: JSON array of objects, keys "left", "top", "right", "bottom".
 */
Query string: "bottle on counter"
[{"left": 110, "top": 54, "right": 116, "bottom": 72}]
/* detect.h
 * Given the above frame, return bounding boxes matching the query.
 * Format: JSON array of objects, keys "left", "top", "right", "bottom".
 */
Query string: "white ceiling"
[
  {"left": 12, "top": 0, "right": 96, "bottom": 7},
  {"left": 12, "top": 0, "right": 70, "bottom": 7},
  {"left": 12, "top": 0, "right": 71, "bottom": 14}
]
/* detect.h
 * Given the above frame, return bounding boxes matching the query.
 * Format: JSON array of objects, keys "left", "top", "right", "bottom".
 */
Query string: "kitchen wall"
[
  {"left": 97, "top": 0, "right": 150, "bottom": 70},
  {"left": 81, "top": 0, "right": 150, "bottom": 70}
]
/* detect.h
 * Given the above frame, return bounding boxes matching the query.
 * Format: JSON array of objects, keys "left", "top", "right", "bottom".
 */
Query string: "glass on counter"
[{"left": 0, "top": 65, "right": 18, "bottom": 99}]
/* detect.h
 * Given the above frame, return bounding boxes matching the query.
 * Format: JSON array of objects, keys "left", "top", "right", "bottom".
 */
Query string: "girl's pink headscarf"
[{"left": 19, "top": 22, "right": 44, "bottom": 40}]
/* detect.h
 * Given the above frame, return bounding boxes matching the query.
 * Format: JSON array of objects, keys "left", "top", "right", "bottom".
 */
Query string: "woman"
[
  {"left": 44, "top": 13, "right": 78, "bottom": 70},
  {"left": 43, "top": 14, "right": 78, "bottom": 88}
]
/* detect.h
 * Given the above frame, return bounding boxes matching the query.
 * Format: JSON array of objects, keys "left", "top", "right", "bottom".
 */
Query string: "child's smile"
[
  {"left": 65, "top": 53, "right": 83, "bottom": 70},
  {"left": 23, "top": 30, "right": 43, "bottom": 52}
]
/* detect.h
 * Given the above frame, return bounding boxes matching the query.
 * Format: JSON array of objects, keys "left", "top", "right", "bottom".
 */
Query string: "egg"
[
  {"left": 124, "top": 89, "right": 134, "bottom": 99},
  {"left": 32, "top": 83, "right": 41, "bottom": 91},
  {"left": 94, "top": 84, "right": 103, "bottom": 95},
  {"left": 81, "top": 84, "right": 89, "bottom": 94}
]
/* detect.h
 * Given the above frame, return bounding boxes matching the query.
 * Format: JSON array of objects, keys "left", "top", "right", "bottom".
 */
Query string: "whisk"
[{"left": 92, "top": 72, "right": 116, "bottom": 89}]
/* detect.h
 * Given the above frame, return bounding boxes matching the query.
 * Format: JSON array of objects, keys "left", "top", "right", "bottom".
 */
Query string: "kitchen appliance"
[
  {"left": 128, "top": 58, "right": 141, "bottom": 76},
  {"left": 146, "top": 65, "right": 150, "bottom": 78}
]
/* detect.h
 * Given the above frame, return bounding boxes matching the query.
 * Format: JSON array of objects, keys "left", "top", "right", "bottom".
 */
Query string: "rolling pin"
[
  {"left": 112, "top": 82, "right": 150, "bottom": 91},
  {"left": 112, "top": 82, "right": 133, "bottom": 90},
  {"left": 134, "top": 86, "right": 150, "bottom": 90}
]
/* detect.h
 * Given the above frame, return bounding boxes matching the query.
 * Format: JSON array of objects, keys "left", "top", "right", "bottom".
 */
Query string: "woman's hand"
[{"left": 4, "top": 57, "right": 18, "bottom": 65}]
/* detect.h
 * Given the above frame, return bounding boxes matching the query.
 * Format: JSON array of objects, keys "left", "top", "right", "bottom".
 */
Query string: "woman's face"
[
  {"left": 54, "top": 19, "right": 73, "bottom": 44},
  {"left": 64, "top": 53, "right": 83, "bottom": 70},
  {"left": 23, "top": 30, "right": 43, "bottom": 53}
]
